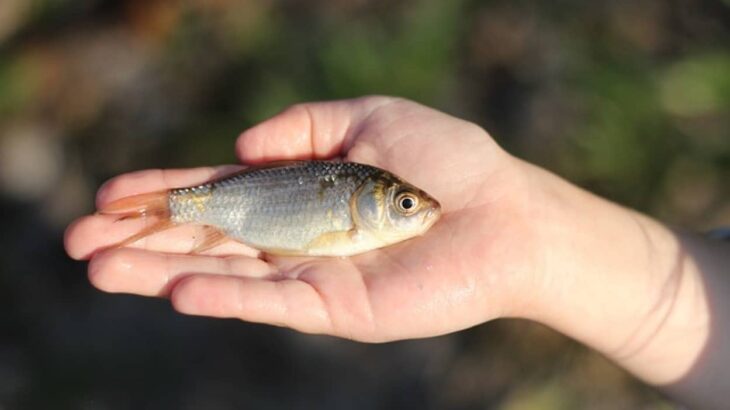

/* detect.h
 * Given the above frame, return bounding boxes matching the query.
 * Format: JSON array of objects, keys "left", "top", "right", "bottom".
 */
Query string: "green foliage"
[
  {"left": 241, "top": 0, "right": 464, "bottom": 122},
  {"left": 558, "top": 49, "right": 729, "bottom": 211},
  {"left": 0, "top": 56, "right": 41, "bottom": 117},
  {"left": 320, "top": 0, "right": 461, "bottom": 101},
  {"left": 660, "top": 53, "right": 730, "bottom": 118}
]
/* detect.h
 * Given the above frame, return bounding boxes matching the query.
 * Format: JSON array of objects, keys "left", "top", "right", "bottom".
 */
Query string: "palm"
[{"left": 66, "top": 97, "right": 538, "bottom": 341}]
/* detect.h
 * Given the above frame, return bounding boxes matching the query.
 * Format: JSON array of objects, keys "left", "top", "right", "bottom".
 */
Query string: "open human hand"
[
  {"left": 64, "top": 96, "right": 730, "bottom": 408},
  {"left": 65, "top": 96, "right": 545, "bottom": 341}
]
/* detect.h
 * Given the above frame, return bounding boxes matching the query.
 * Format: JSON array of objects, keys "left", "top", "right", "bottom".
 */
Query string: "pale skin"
[{"left": 65, "top": 97, "right": 729, "bottom": 408}]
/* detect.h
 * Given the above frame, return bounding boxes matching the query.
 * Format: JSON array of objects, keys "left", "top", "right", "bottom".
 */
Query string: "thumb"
[{"left": 235, "top": 96, "right": 397, "bottom": 164}]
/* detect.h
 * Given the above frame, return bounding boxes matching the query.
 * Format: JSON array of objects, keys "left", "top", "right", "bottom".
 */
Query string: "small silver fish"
[{"left": 101, "top": 161, "right": 441, "bottom": 256}]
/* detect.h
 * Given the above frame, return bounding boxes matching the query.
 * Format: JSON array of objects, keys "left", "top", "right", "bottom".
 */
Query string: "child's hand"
[
  {"left": 65, "top": 96, "right": 542, "bottom": 341},
  {"left": 65, "top": 97, "right": 730, "bottom": 409}
]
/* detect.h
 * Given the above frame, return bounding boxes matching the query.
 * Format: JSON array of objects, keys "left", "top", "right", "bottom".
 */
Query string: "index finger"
[{"left": 235, "top": 96, "right": 398, "bottom": 164}]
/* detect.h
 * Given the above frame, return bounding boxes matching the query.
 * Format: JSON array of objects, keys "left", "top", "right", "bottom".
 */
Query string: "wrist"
[{"left": 516, "top": 160, "right": 709, "bottom": 385}]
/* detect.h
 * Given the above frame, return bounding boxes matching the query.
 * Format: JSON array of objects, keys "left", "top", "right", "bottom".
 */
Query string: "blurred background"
[{"left": 0, "top": 0, "right": 728, "bottom": 408}]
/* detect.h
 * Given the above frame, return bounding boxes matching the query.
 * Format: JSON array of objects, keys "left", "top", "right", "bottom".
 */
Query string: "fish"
[{"left": 100, "top": 161, "right": 441, "bottom": 256}]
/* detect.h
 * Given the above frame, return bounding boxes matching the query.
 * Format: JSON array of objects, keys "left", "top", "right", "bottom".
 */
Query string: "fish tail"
[
  {"left": 99, "top": 191, "right": 175, "bottom": 248},
  {"left": 99, "top": 191, "right": 171, "bottom": 220}
]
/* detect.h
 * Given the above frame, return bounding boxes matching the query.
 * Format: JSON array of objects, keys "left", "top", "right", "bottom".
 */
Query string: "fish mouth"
[{"left": 421, "top": 203, "right": 442, "bottom": 227}]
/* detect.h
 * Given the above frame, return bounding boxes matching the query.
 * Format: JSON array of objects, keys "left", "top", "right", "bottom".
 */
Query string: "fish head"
[{"left": 353, "top": 173, "right": 441, "bottom": 244}]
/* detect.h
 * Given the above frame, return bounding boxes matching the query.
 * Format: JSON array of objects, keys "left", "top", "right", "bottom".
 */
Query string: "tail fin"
[
  {"left": 99, "top": 191, "right": 175, "bottom": 248},
  {"left": 99, "top": 191, "right": 170, "bottom": 219}
]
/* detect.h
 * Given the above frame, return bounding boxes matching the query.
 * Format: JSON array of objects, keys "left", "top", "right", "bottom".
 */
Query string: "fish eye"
[{"left": 395, "top": 192, "right": 419, "bottom": 215}]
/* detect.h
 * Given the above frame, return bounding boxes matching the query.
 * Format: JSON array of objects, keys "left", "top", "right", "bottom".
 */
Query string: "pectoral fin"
[
  {"left": 303, "top": 228, "right": 383, "bottom": 256},
  {"left": 304, "top": 229, "right": 357, "bottom": 253},
  {"left": 190, "top": 226, "right": 229, "bottom": 254},
  {"left": 112, "top": 219, "right": 175, "bottom": 248}
]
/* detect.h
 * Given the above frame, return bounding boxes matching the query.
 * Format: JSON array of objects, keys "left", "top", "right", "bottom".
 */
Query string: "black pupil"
[{"left": 400, "top": 196, "right": 415, "bottom": 210}]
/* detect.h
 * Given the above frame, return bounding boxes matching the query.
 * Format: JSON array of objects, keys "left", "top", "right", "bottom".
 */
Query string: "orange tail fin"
[
  {"left": 99, "top": 191, "right": 175, "bottom": 248},
  {"left": 99, "top": 191, "right": 170, "bottom": 219}
]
